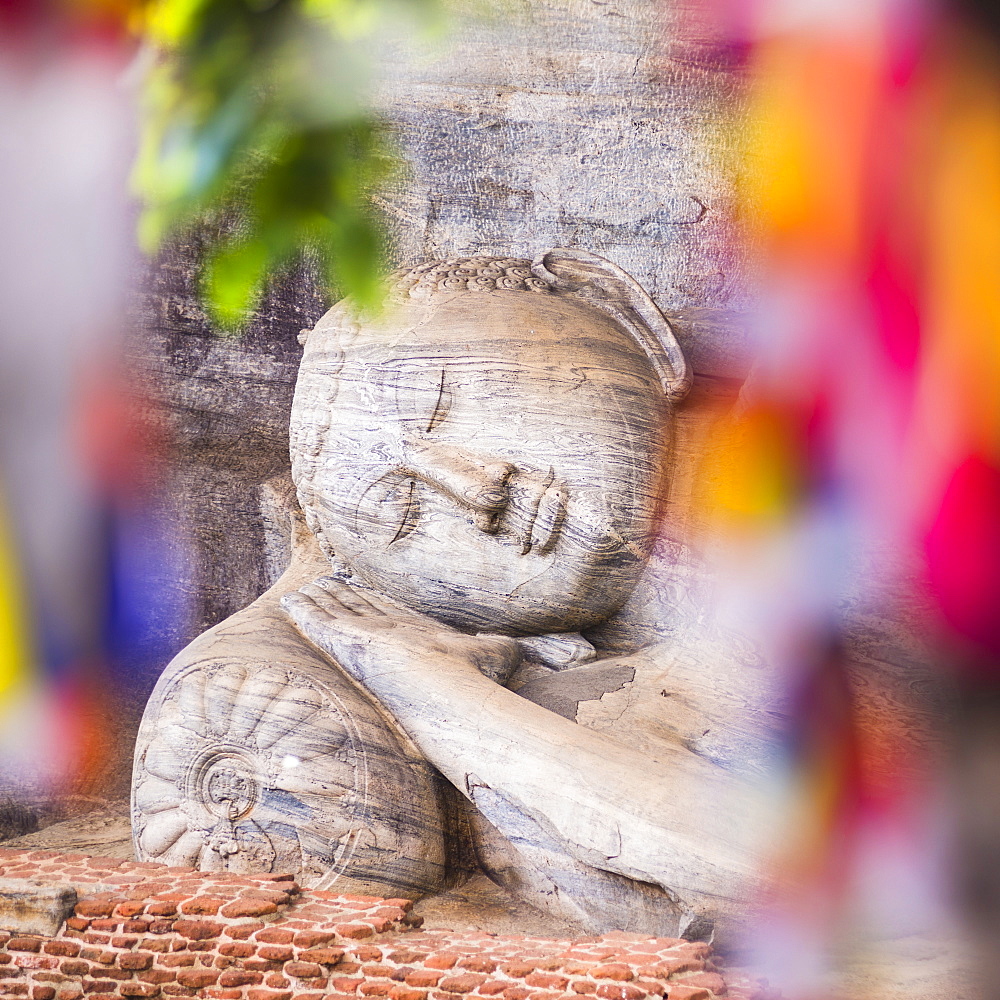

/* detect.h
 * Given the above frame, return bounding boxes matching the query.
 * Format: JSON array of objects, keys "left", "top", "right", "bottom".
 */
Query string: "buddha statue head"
[{"left": 290, "top": 248, "right": 690, "bottom": 636}]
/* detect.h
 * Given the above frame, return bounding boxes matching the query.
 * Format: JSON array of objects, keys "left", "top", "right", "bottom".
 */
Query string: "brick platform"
[{"left": 0, "top": 849, "right": 777, "bottom": 1000}]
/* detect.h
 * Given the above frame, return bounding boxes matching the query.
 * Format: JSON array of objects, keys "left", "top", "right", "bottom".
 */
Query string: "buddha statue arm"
[{"left": 282, "top": 576, "right": 774, "bottom": 927}]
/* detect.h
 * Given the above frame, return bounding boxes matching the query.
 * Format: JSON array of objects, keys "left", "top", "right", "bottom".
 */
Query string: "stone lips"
[{"left": 0, "top": 847, "right": 776, "bottom": 1000}]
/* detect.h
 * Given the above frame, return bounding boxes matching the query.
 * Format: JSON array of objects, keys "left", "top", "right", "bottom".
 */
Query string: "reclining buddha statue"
[{"left": 131, "top": 249, "right": 781, "bottom": 945}]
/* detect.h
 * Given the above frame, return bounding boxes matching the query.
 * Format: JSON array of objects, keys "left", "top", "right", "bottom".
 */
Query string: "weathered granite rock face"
[{"left": 375, "top": 0, "right": 751, "bottom": 379}]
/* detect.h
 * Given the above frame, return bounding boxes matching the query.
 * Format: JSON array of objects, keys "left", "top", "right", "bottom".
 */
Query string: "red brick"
[
  {"left": 596, "top": 986, "right": 646, "bottom": 1000},
  {"left": 111, "top": 936, "right": 140, "bottom": 949},
  {"left": 116, "top": 901, "right": 147, "bottom": 918},
  {"left": 219, "top": 969, "right": 264, "bottom": 987},
  {"left": 65, "top": 918, "right": 89, "bottom": 932},
  {"left": 404, "top": 971, "right": 444, "bottom": 988},
  {"left": 389, "top": 989, "right": 426, "bottom": 1000},
  {"left": 633, "top": 982, "right": 664, "bottom": 998},
  {"left": 89, "top": 920, "right": 120, "bottom": 932},
  {"left": 173, "top": 919, "right": 223, "bottom": 940},
  {"left": 219, "top": 942, "right": 255, "bottom": 958},
  {"left": 525, "top": 973, "right": 569, "bottom": 990},
  {"left": 478, "top": 981, "right": 509, "bottom": 996},
  {"left": 245, "top": 960, "right": 285, "bottom": 974},
  {"left": 32, "top": 987, "right": 56, "bottom": 1000},
  {"left": 355, "top": 947, "right": 384, "bottom": 962},
  {"left": 119, "top": 984, "right": 163, "bottom": 997},
  {"left": 437, "top": 974, "right": 487, "bottom": 994},
  {"left": 591, "top": 966, "right": 634, "bottom": 982},
  {"left": 573, "top": 983, "right": 596, "bottom": 994},
  {"left": 60, "top": 960, "right": 89, "bottom": 976},
  {"left": 98, "top": 967, "right": 135, "bottom": 981},
  {"left": 294, "top": 931, "right": 337, "bottom": 949},
  {"left": 75, "top": 900, "right": 117, "bottom": 918},
  {"left": 119, "top": 953, "right": 154, "bottom": 971},
  {"left": 258, "top": 945, "right": 293, "bottom": 962},
  {"left": 138, "top": 969, "right": 179, "bottom": 984},
  {"left": 146, "top": 903, "right": 177, "bottom": 917},
  {"left": 502, "top": 990, "right": 531, "bottom": 1000},
  {"left": 332, "top": 977, "right": 364, "bottom": 992},
  {"left": 285, "top": 961, "right": 323, "bottom": 978},
  {"left": 184, "top": 940, "right": 219, "bottom": 953},
  {"left": 381, "top": 898, "right": 413, "bottom": 910},
  {"left": 256, "top": 928, "right": 294, "bottom": 945},
  {"left": 139, "top": 939, "right": 184, "bottom": 954},
  {"left": 7, "top": 937, "right": 42, "bottom": 952},
  {"left": 82, "top": 933, "right": 111, "bottom": 946},
  {"left": 220, "top": 899, "right": 277, "bottom": 919},
  {"left": 176, "top": 968, "right": 220, "bottom": 988},
  {"left": 424, "top": 954, "right": 459, "bottom": 971},
  {"left": 123, "top": 920, "right": 152, "bottom": 934},
  {"left": 388, "top": 951, "right": 428, "bottom": 965},
  {"left": 662, "top": 989, "right": 709, "bottom": 1000},
  {"left": 360, "top": 984, "right": 395, "bottom": 997},
  {"left": 500, "top": 963, "right": 536, "bottom": 979},
  {"left": 159, "top": 954, "right": 196, "bottom": 968},
  {"left": 179, "top": 896, "right": 226, "bottom": 916},
  {"left": 81, "top": 981, "right": 118, "bottom": 994},
  {"left": 12, "top": 953, "right": 57, "bottom": 970},
  {"left": 336, "top": 923, "right": 373, "bottom": 940},
  {"left": 246, "top": 990, "right": 292, "bottom": 1000},
  {"left": 671, "top": 974, "right": 725, "bottom": 995},
  {"left": 363, "top": 964, "right": 397, "bottom": 978},
  {"left": 455, "top": 957, "right": 495, "bottom": 974},
  {"left": 203, "top": 992, "right": 243, "bottom": 1000},
  {"left": 147, "top": 921, "right": 174, "bottom": 934},
  {"left": 43, "top": 942, "right": 80, "bottom": 958},
  {"left": 242, "top": 889, "right": 290, "bottom": 904},
  {"left": 223, "top": 922, "right": 265, "bottom": 940},
  {"left": 299, "top": 947, "right": 344, "bottom": 965},
  {"left": 80, "top": 948, "right": 115, "bottom": 964}
]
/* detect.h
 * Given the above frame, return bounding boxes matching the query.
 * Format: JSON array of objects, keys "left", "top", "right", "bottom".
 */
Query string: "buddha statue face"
[{"left": 290, "top": 255, "right": 679, "bottom": 636}]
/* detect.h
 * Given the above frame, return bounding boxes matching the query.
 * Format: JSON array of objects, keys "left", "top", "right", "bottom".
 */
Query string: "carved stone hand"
[{"left": 281, "top": 576, "right": 523, "bottom": 686}]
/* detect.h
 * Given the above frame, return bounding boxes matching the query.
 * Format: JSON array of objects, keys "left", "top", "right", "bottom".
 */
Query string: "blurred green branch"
[{"left": 133, "top": 0, "right": 443, "bottom": 329}]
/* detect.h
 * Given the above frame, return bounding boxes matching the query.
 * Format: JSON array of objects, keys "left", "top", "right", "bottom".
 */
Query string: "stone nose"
[{"left": 400, "top": 443, "right": 515, "bottom": 533}]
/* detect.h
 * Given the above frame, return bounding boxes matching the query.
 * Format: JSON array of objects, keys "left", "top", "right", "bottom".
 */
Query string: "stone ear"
[{"left": 531, "top": 248, "right": 691, "bottom": 402}]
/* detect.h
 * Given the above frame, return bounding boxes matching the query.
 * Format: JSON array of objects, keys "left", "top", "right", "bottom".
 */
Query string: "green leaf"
[{"left": 202, "top": 236, "right": 270, "bottom": 330}]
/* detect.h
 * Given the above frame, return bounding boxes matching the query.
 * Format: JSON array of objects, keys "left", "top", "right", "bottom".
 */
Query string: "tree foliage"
[{"left": 134, "top": 0, "right": 442, "bottom": 329}]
